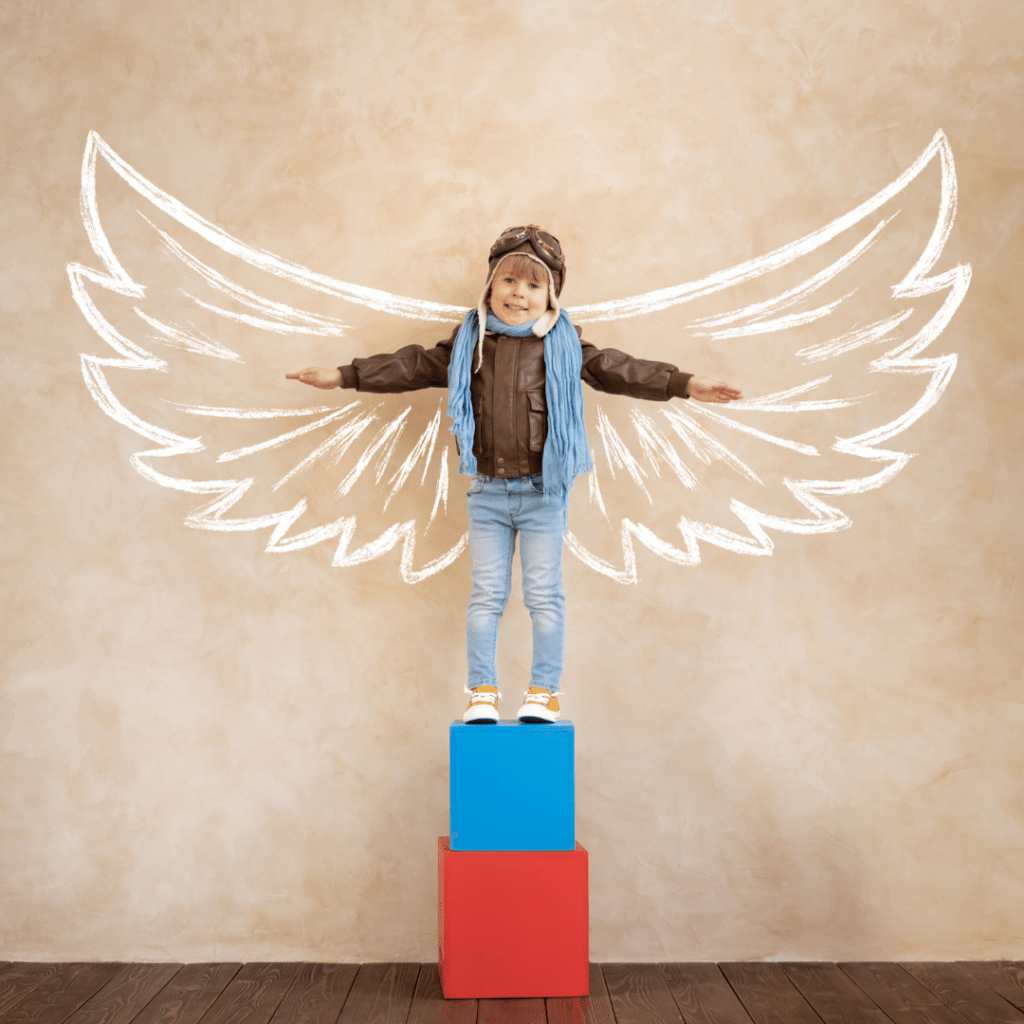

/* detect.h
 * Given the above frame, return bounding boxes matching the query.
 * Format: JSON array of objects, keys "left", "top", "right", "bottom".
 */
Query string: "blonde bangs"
[{"left": 494, "top": 253, "right": 548, "bottom": 285}]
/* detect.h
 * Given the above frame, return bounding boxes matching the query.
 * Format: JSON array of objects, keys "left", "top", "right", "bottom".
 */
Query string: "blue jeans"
[{"left": 466, "top": 473, "right": 568, "bottom": 693}]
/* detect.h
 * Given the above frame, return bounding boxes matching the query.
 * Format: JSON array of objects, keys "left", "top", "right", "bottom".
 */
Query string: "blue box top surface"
[{"left": 450, "top": 720, "right": 574, "bottom": 730}]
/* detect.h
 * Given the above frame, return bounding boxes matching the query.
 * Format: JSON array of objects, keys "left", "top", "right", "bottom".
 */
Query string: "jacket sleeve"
[
  {"left": 338, "top": 325, "right": 460, "bottom": 393},
  {"left": 576, "top": 325, "right": 692, "bottom": 400}
]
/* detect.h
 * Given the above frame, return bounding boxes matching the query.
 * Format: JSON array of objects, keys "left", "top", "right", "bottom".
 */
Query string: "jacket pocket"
[{"left": 526, "top": 390, "right": 547, "bottom": 453}]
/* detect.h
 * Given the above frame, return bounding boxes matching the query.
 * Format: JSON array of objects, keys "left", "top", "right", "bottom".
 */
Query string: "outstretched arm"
[
  {"left": 287, "top": 326, "right": 459, "bottom": 394},
  {"left": 686, "top": 376, "right": 743, "bottom": 403},
  {"left": 578, "top": 329, "right": 742, "bottom": 404},
  {"left": 286, "top": 367, "right": 342, "bottom": 389}
]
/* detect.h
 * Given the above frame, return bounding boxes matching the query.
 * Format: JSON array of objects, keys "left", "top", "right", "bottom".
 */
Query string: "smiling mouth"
[{"left": 505, "top": 303, "right": 528, "bottom": 312}]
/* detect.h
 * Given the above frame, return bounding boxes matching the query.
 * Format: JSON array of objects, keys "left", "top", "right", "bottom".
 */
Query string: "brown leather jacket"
[{"left": 339, "top": 325, "right": 692, "bottom": 479}]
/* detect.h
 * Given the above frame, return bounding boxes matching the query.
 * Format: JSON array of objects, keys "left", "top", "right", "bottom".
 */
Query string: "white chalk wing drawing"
[{"left": 69, "top": 130, "right": 969, "bottom": 583}]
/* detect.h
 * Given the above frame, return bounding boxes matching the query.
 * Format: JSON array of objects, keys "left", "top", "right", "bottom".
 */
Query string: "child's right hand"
[{"left": 286, "top": 367, "right": 342, "bottom": 389}]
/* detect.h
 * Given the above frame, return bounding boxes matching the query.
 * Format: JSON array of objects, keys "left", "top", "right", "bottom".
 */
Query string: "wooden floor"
[{"left": 1, "top": 960, "right": 1024, "bottom": 1024}]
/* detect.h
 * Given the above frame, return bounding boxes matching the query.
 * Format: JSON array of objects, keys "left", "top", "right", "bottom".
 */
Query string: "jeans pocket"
[
  {"left": 528, "top": 474, "right": 546, "bottom": 495},
  {"left": 467, "top": 474, "right": 485, "bottom": 495}
]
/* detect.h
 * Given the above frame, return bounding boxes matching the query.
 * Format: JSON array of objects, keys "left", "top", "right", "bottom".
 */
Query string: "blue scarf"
[{"left": 447, "top": 309, "right": 593, "bottom": 498}]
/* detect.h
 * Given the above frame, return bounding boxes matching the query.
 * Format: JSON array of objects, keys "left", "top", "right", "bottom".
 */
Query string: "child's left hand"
[
  {"left": 286, "top": 367, "right": 342, "bottom": 389},
  {"left": 686, "top": 377, "right": 743, "bottom": 403}
]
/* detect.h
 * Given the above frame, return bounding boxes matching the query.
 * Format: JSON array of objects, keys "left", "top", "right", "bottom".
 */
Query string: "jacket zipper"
[{"left": 510, "top": 337, "right": 521, "bottom": 475}]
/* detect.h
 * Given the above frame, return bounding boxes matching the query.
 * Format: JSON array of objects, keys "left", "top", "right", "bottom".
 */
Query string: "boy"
[{"left": 287, "top": 226, "right": 741, "bottom": 724}]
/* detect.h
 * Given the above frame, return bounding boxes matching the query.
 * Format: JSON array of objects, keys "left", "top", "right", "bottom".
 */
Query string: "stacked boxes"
[{"left": 438, "top": 720, "right": 589, "bottom": 998}]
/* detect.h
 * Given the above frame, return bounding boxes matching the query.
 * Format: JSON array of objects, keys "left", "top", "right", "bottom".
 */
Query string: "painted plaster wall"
[{"left": 2, "top": 0, "right": 1023, "bottom": 962}]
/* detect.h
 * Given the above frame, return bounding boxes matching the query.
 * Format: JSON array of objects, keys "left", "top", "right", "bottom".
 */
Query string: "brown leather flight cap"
[{"left": 487, "top": 225, "right": 566, "bottom": 296}]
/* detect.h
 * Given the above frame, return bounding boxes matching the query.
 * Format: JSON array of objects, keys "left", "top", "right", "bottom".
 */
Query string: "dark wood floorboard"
[
  {"left": 335, "top": 962, "right": 420, "bottom": 1024},
  {"left": 962, "top": 963, "right": 1024, "bottom": 1014},
  {"left": 545, "top": 963, "right": 617, "bottom": 1024},
  {"left": 718, "top": 963, "right": 825, "bottom": 1024},
  {"left": 265, "top": 963, "right": 359, "bottom": 1024},
  {"left": 3, "top": 963, "right": 124, "bottom": 1024},
  {"left": 62, "top": 964, "right": 182, "bottom": 1024},
  {"left": 14, "top": 962, "right": 1024, "bottom": 1023},
  {"left": 601, "top": 964, "right": 684, "bottom": 1024},
  {"left": 660, "top": 963, "right": 756, "bottom": 1024},
  {"left": 0, "top": 964, "right": 70, "bottom": 1018},
  {"left": 783, "top": 963, "right": 895, "bottom": 1024},
  {"left": 406, "top": 964, "right": 477, "bottom": 1024},
  {"left": 839, "top": 962, "right": 966, "bottom": 1024},
  {"left": 477, "top": 995, "right": 547, "bottom": 1023},
  {"left": 900, "top": 962, "right": 1024, "bottom": 1024},
  {"left": 130, "top": 963, "right": 241, "bottom": 1024},
  {"left": 198, "top": 962, "right": 301, "bottom": 1024}
]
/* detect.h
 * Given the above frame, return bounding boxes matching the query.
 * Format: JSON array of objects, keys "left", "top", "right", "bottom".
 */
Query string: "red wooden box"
[{"left": 437, "top": 836, "right": 589, "bottom": 998}]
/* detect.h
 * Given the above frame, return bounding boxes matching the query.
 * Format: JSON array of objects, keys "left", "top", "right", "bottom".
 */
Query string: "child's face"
[{"left": 488, "top": 269, "right": 550, "bottom": 328}]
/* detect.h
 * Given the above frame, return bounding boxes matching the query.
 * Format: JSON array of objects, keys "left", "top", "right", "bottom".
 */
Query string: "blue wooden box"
[{"left": 449, "top": 720, "right": 575, "bottom": 851}]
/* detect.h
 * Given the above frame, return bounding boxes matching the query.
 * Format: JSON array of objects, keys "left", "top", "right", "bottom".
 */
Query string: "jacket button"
[
  {"left": 497, "top": 457, "right": 505, "bottom": 464},
  {"left": 497, "top": 468, "right": 505, "bottom": 474}
]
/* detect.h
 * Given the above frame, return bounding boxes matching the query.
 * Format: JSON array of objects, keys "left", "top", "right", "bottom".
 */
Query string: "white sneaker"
[
  {"left": 463, "top": 685, "right": 500, "bottom": 724},
  {"left": 516, "top": 687, "right": 562, "bottom": 723}
]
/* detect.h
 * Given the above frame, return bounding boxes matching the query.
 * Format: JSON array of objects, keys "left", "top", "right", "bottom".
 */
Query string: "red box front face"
[{"left": 437, "top": 836, "right": 589, "bottom": 999}]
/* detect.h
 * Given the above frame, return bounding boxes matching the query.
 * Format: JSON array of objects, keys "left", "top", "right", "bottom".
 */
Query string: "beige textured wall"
[{"left": 3, "top": 0, "right": 1023, "bottom": 963}]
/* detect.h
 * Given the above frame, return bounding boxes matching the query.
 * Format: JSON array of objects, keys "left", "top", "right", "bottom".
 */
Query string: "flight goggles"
[{"left": 488, "top": 225, "right": 565, "bottom": 293}]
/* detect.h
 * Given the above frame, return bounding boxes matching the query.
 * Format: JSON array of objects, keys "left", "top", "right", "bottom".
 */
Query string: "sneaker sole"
[
  {"left": 463, "top": 710, "right": 499, "bottom": 724},
  {"left": 517, "top": 712, "right": 559, "bottom": 723}
]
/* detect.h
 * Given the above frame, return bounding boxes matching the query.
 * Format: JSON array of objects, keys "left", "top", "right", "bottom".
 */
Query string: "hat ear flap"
[{"left": 532, "top": 261, "right": 561, "bottom": 337}]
